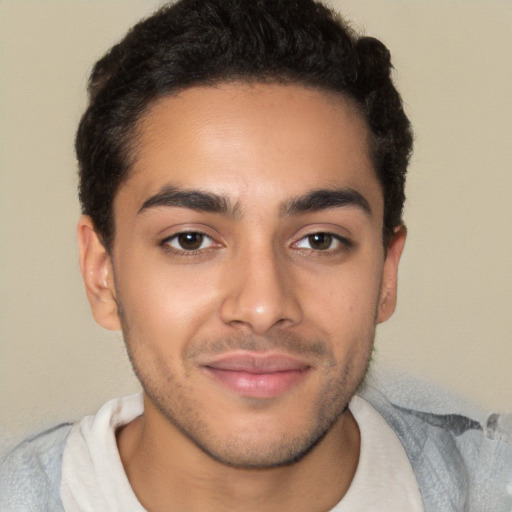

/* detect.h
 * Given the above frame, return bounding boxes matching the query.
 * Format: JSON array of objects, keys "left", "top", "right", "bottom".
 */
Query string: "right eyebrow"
[{"left": 137, "top": 186, "right": 239, "bottom": 218}]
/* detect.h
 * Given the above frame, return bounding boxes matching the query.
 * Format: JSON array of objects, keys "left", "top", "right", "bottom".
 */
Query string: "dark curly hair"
[{"left": 76, "top": 0, "right": 413, "bottom": 251}]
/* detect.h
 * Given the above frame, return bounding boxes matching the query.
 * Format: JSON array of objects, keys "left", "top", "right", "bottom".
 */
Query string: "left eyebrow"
[{"left": 281, "top": 188, "right": 372, "bottom": 217}]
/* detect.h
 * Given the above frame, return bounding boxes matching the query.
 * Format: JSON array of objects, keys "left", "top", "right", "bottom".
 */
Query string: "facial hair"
[{"left": 118, "top": 296, "right": 375, "bottom": 469}]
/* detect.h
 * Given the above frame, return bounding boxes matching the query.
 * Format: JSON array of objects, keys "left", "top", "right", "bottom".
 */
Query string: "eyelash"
[
  {"left": 160, "top": 231, "right": 217, "bottom": 255},
  {"left": 292, "top": 232, "right": 353, "bottom": 254},
  {"left": 160, "top": 230, "right": 353, "bottom": 256}
]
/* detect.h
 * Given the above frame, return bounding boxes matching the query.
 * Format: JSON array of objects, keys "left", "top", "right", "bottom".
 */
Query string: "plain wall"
[{"left": 1, "top": 0, "right": 511, "bottom": 450}]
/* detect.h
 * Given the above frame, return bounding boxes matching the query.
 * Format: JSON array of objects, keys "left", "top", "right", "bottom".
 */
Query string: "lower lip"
[{"left": 203, "top": 367, "right": 309, "bottom": 398}]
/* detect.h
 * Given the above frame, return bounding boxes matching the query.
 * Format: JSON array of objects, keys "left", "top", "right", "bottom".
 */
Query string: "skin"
[{"left": 78, "top": 83, "right": 406, "bottom": 511}]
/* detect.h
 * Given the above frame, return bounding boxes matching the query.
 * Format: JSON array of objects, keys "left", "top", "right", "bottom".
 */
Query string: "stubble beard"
[{"left": 118, "top": 304, "right": 375, "bottom": 470}]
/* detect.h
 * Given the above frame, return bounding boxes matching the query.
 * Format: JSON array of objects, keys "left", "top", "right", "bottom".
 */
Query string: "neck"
[{"left": 117, "top": 396, "right": 360, "bottom": 512}]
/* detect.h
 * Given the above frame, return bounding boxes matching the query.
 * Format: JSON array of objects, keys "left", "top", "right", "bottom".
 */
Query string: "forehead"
[{"left": 116, "top": 83, "right": 382, "bottom": 215}]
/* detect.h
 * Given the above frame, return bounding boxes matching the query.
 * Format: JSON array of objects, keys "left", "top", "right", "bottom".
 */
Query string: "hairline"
[{"left": 98, "top": 78, "right": 395, "bottom": 254}]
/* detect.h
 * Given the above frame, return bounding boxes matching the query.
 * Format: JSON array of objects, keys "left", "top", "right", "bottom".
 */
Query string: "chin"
[{"left": 192, "top": 421, "right": 337, "bottom": 469}]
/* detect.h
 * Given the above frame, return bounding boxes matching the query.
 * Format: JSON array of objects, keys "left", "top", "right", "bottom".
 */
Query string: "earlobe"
[
  {"left": 377, "top": 225, "right": 407, "bottom": 324},
  {"left": 77, "top": 216, "right": 121, "bottom": 331}
]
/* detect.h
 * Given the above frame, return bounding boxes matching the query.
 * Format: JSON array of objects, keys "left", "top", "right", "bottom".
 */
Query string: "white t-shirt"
[
  {"left": 61, "top": 393, "right": 424, "bottom": 511},
  {"left": 331, "top": 396, "right": 424, "bottom": 511}
]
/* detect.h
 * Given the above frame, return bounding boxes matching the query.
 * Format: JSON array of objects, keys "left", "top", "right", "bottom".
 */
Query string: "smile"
[{"left": 201, "top": 353, "right": 311, "bottom": 398}]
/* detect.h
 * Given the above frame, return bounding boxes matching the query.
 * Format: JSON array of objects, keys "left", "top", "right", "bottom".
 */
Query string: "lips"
[{"left": 201, "top": 353, "right": 311, "bottom": 398}]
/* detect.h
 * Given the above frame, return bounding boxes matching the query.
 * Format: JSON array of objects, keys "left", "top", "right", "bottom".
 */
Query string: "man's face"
[{"left": 82, "top": 83, "right": 404, "bottom": 468}]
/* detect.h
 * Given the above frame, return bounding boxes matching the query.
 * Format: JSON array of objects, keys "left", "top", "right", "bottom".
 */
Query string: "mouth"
[{"left": 201, "top": 352, "right": 311, "bottom": 398}]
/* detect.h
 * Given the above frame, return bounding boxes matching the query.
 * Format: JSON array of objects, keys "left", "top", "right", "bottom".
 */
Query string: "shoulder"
[
  {"left": 360, "top": 383, "right": 512, "bottom": 511},
  {"left": 396, "top": 405, "right": 512, "bottom": 511},
  {"left": 0, "top": 423, "right": 72, "bottom": 511}
]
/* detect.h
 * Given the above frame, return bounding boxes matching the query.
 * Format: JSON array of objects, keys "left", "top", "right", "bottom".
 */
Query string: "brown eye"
[
  {"left": 294, "top": 232, "right": 352, "bottom": 253},
  {"left": 307, "top": 233, "right": 333, "bottom": 251},
  {"left": 177, "top": 232, "right": 204, "bottom": 250},
  {"left": 164, "top": 232, "right": 214, "bottom": 252}
]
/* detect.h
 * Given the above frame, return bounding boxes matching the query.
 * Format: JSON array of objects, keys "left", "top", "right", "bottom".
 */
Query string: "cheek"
[
  {"left": 114, "top": 256, "right": 224, "bottom": 345},
  {"left": 304, "top": 257, "right": 383, "bottom": 339}
]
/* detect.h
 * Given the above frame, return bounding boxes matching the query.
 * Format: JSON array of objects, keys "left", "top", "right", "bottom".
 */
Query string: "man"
[{"left": 1, "top": 0, "right": 510, "bottom": 510}]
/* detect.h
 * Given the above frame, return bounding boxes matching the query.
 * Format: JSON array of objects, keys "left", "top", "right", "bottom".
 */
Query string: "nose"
[{"left": 219, "top": 245, "right": 303, "bottom": 335}]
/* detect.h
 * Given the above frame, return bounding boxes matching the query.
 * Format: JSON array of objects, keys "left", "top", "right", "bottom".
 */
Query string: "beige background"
[{"left": 1, "top": 0, "right": 511, "bottom": 450}]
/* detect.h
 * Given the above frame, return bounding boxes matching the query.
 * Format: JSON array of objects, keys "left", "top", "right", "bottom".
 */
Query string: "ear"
[
  {"left": 377, "top": 225, "right": 407, "bottom": 324},
  {"left": 77, "top": 215, "right": 121, "bottom": 331}
]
